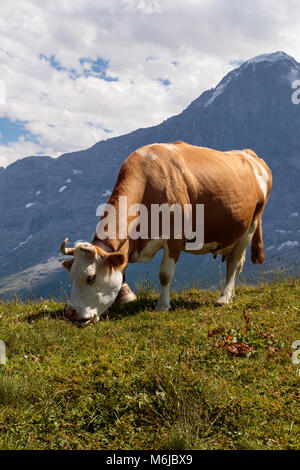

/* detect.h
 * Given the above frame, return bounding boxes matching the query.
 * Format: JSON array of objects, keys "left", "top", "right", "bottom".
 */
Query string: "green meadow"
[{"left": 0, "top": 279, "right": 299, "bottom": 450}]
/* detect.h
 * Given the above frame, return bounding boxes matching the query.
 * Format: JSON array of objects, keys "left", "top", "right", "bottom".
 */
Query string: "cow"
[{"left": 60, "top": 141, "right": 272, "bottom": 323}]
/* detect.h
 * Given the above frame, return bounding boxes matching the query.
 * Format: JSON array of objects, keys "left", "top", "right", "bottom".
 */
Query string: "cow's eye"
[{"left": 87, "top": 274, "right": 96, "bottom": 284}]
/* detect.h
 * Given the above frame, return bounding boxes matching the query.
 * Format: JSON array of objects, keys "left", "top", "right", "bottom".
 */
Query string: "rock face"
[{"left": 0, "top": 51, "right": 299, "bottom": 298}]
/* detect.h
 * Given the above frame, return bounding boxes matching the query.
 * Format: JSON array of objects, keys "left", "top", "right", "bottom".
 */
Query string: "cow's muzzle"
[{"left": 65, "top": 306, "right": 99, "bottom": 324}]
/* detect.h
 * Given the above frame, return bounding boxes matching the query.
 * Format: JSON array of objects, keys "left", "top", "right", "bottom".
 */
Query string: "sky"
[{"left": 0, "top": 0, "right": 300, "bottom": 168}]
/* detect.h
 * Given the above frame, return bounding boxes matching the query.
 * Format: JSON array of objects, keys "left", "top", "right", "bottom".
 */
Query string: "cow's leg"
[
  {"left": 155, "top": 246, "right": 176, "bottom": 311},
  {"left": 216, "top": 222, "right": 257, "bottom": 305}
]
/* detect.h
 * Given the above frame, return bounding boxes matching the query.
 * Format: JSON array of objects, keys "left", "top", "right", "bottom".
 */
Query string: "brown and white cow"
[{"left": 60, "top": 141, "right": 272, "bottom": 322}]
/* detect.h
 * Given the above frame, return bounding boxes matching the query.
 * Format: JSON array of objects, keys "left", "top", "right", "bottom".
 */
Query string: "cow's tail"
[{"left": 251, "top": 217, "right": 265, "bottom": 264}]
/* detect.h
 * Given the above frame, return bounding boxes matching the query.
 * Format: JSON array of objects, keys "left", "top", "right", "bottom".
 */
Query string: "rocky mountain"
[{"left": 0, "top": 51, "right": 299, "bottom": 299}]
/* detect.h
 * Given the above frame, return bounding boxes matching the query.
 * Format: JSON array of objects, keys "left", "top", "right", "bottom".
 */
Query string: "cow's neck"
[
  {"left": 92, "top": 236, "right": 114, "bottom": 253},
  {"left": 92, "top": 234, "right": 129, "bottom": 253},
  {"left": 92, "top": 184, "right": 143, "bottom": 256}
]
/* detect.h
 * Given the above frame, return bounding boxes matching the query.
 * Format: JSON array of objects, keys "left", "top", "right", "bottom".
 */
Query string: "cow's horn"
[{"left": 60, "top": 238, "right": 75, "bottom": 256}]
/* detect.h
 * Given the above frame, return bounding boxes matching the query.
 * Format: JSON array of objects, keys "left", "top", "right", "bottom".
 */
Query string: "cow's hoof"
[
  {"left": 215, "top": 295, "right": 231, "bottom": 306},
  {"left": 114, "top": 283, "right": 137, "bottom": 305}
]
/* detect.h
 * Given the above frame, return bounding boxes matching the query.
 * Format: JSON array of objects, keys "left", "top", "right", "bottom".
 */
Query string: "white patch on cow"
[
  {"left": 137, "top": 143, "right": 180, "bottom": 160},
  {"left": 162, "top": 143, "right": 178, "bottom": 151},
  {"left": 185, "top": 241, "right": 218, "bottom": 254},
  {"left": 156, "top": 243, "right": 176, "bottom": 311},
  {"left": 35, "top": 190, "right": 41, "bottom": 196},
  {"left": 58, "top": 186, "right": 67, "bottom": 193},
  {"left": 134, "top": 239, "right": 164, "bottom": 262},
  {"left": 216, "top": 222, "right": 257, "bottom": 305},
  {"left": 136, "top": 147, "right": 157, "bottom": 160},
  {"left": 136, "top": 148, "right": 144, "bottom": 157},
  {"left": 25, "top": 202, "right": 35, "bottom": 208},
  {"left": 241, "top": 151, "right": 269, "bottom": 199}
]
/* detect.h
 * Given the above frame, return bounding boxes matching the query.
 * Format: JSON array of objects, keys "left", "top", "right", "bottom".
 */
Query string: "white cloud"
[{"left": 0, "top": 0, "right": 300, "bottom": 167}]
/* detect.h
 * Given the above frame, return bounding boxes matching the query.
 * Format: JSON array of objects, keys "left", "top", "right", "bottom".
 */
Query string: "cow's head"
[{"left": 60, "top": 238, "right": 126, "bottom": 323}]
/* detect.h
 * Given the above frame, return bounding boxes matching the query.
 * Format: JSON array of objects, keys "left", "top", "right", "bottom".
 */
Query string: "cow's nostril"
[
  {"left": 87, "top": 274, "right": 96, "bottom": 284},
  {"left": 66, "top": 307, "right": 77, "bottom": 319}
]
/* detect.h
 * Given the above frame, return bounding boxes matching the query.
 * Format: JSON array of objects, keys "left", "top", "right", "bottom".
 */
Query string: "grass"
[{"left": 0, "top": 278, "right": 299, "bottom": 450}]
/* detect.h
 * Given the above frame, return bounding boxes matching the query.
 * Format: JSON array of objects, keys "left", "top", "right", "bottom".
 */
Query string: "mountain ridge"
[{"left": 0, "top": 50, "right": 299, "bottom": 298}]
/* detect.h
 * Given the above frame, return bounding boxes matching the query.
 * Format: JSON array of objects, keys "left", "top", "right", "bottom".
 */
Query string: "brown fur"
[
  {"left": 105, "top": 252, "right": 127, "bottom": 271},
  {"left": 61, "top": 259, "right": 74, "bottom": 271},
  {"left": 94, "top": 246, "right": 127, "bottom": 271},
  {"left": 94, "top": 142, "right": 272, "bottom": 265}
]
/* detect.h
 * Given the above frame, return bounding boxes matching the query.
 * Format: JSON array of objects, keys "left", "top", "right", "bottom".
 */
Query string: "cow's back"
[{"left": 115, "top": 142, "right": 272, "bottom": 249}]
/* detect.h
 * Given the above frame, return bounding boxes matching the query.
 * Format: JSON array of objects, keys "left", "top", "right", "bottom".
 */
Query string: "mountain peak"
[
  {"left": 244, "top": 51, "right": 296, "bottom": 66},
  {"left": 201, "top": 51, "right": 299, "bottom": 108}
]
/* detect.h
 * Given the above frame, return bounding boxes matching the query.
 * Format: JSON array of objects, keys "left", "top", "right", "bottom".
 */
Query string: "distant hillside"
[{"left": 0, "top": 51, "right": 299, "bottom": 298}]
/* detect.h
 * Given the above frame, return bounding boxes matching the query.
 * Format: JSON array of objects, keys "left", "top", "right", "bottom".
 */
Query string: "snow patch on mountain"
[
  {"left": 278, "top": 240, "right": 299, "bottom": 251},
  {"left": 266, "top": 245, "right": 275, "bottom": 251},
  {"left": 12, "top": 235, "right": 32, "bottom": 251},
  {"left": 245, "top": 51, "right": 294, "bottom": 66}
]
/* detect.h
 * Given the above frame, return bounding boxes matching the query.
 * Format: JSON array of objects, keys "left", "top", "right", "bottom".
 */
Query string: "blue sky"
[
  {"left": 0, "top": 0, "right": 300, "bottom": 167},
  {"left": 39, "top": 54, "right": 119, "bottom": 81},
  {"left": 0, "top": 118, "right": 31, "bottom": 144}
]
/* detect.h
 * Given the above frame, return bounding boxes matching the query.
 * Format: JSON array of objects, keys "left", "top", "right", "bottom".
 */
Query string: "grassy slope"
[{"left": 0, "top": 279, "right": 299, "bottom": 450}]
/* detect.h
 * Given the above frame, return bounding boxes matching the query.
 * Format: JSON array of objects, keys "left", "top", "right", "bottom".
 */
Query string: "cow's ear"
[
  {"left": 105, "top": 252, "right": 127, "bottom": 271},
  {"left": 61, "top": 258, "right": 74, "bottom": 271}
]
